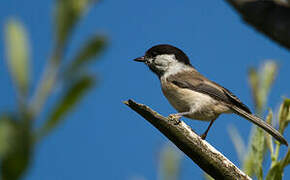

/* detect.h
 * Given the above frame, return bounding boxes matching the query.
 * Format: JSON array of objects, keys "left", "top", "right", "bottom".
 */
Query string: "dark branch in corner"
[
  {"left": 124, "top": 99, "right": 251, "bottom": 180},
  {"left": 226, "top": 0, "right": 290, "bottom": 50}
]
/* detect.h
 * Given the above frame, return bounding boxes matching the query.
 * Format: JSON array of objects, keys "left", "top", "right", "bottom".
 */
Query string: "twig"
[{"left": 124, "top": 99, "right": 251, "bottom": 180}]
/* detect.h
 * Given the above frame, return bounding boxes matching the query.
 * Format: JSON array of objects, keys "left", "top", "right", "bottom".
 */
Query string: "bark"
[{"left": 124, "top": 99, "right": 251, "bottom": 180}]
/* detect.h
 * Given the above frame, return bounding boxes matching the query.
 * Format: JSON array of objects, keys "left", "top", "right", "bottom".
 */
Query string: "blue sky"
[{"left": 1, "top": 0, "right": 290, "bottom": 179}]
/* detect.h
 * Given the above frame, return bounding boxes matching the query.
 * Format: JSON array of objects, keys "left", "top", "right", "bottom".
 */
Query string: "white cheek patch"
[
  {"left": 162, "top": 59, "right": 192, "bottom": 79},
  {"left": 149, "top": 54, "right": 192, "bottom": 77},
  {"left": 154, "top": 54, "right": 176, "bottom": 65},
  {"left": 165, "top": 63, "right": 190, "bottom": 76}
]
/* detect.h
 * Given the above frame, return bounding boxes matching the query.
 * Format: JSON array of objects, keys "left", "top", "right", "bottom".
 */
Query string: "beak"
[{"left": 134, "top": 56, "right": 146, "bottom": 62}]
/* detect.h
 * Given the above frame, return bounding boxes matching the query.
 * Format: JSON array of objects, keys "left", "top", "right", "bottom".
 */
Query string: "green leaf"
[
  {"left": 281, "top": 149, "right": 290, "bottom": 167},
  {"left": 278, "top": 98, "right": 290, "bottom": 134},
  {"left": 253, "top": 127, "right": 266, "bottom": 178},
  {"left": 244, "top": 62, "right": 277, "bottom": 177},
  {"left": 243, "top": 153, "right": 255, "bottom": 177},
  {"left": 159, "top": 144, "right": 182, "bottom": 180},
  {"left": 0, "top": 115, "right": 17, "bottom": 158},
  {"left": 258, "top": 61, "right": 278, "bottom": 112},
  {"left": 265, "top": 110, "right": 274, "bottom": 156},
  {"left": 248, "top": 61, "right": 278, "bottom": 113},
  {"left": 227, "top": 125, "right": 246, "bottom": 163},
  {"left": 256, "top": 164, "right": 263, "bottom": 180},
  {"left": 265, "top": 163, "right": 282, "bottom": 180},
  {"left": 4, "top": 18, "right": 30, "bottom": 96},
  {"left": 248, "top": 67, "right": 259, "bottom": 108},
  {"left": 243, "top": 126, "right": 266, "bottom": 177},
  {"left": 261, "top": 61, "right": 277, "bottom": 94},
  {"left": 1, "top": 116, "right": 32, "bottom": 180},
  {"left": 38, "top": 74, "right": 95, "bottom": 138},
  {"left": 55, "top": 0, "right": 98, "bottom": 47},
  {"left": 64, "top": 35, "right": 106, "bottom": 77}
]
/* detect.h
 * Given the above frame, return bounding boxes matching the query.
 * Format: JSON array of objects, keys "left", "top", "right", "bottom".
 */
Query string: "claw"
[
  {"left": 168, "top": 114, "right": 181, "bottom": 119},
  {"left": 168, "top": 114, "right": 182, "bottom": 125},
  {"left": 200, "top": 134, "right": 206, "bottom": 140}
]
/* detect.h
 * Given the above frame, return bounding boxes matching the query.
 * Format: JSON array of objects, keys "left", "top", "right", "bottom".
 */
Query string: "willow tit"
[{"left": 134, "top": 44, "right": 288, "bottom": 146}]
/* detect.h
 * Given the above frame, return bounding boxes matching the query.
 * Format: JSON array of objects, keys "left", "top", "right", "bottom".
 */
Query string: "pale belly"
[{"left": 161, "top": 81, "right": 231, "bottom": 121}]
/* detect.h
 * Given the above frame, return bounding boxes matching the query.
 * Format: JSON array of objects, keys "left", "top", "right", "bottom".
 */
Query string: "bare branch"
[
  {"left": 226, "top": 0, "right": 290, "bottom": 50},
  {"left": 124, "top": 99, "right": 251, "bottom": 180}
]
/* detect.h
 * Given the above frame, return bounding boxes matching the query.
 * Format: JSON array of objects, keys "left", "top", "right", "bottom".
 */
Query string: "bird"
[{"left": 134, "top": 44, "right": 288, "bottom": 146}]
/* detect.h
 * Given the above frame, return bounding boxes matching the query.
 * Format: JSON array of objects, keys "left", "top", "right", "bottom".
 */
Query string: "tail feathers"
[{"left": 231, "top": 106, "right": 288, "bottom": 146}]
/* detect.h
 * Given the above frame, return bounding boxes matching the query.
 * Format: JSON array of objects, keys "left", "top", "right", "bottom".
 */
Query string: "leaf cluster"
[
  {"left": 229, "top": 61, "right": 290, "bottom": 180},
  {"left": 1, "top": 1, "right": 106, "bottom": 179}
]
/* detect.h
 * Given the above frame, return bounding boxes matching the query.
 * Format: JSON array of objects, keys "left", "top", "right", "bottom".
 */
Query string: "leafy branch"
[
  {"left": 228, "top": 61, "right": 290, "bottom": 180},
  {"left": 1, "top": 0, "right": 107, "bottom": 179}
]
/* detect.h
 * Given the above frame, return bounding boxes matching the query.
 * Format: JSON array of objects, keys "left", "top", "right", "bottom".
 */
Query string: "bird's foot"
[
  {"left": 168, "top": 114, "right": 182, "bottom": 125},
  {"left": 200, "top": 133, "right": 207, "bottom": 140}
]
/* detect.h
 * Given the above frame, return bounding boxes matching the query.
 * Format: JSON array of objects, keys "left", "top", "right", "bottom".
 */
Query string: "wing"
[
  {"left": 221, "top": 86, "right": 251, "bottom": 113},
  {"left": 167, "top": 71, "right": 251, "bottom": 114}
]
